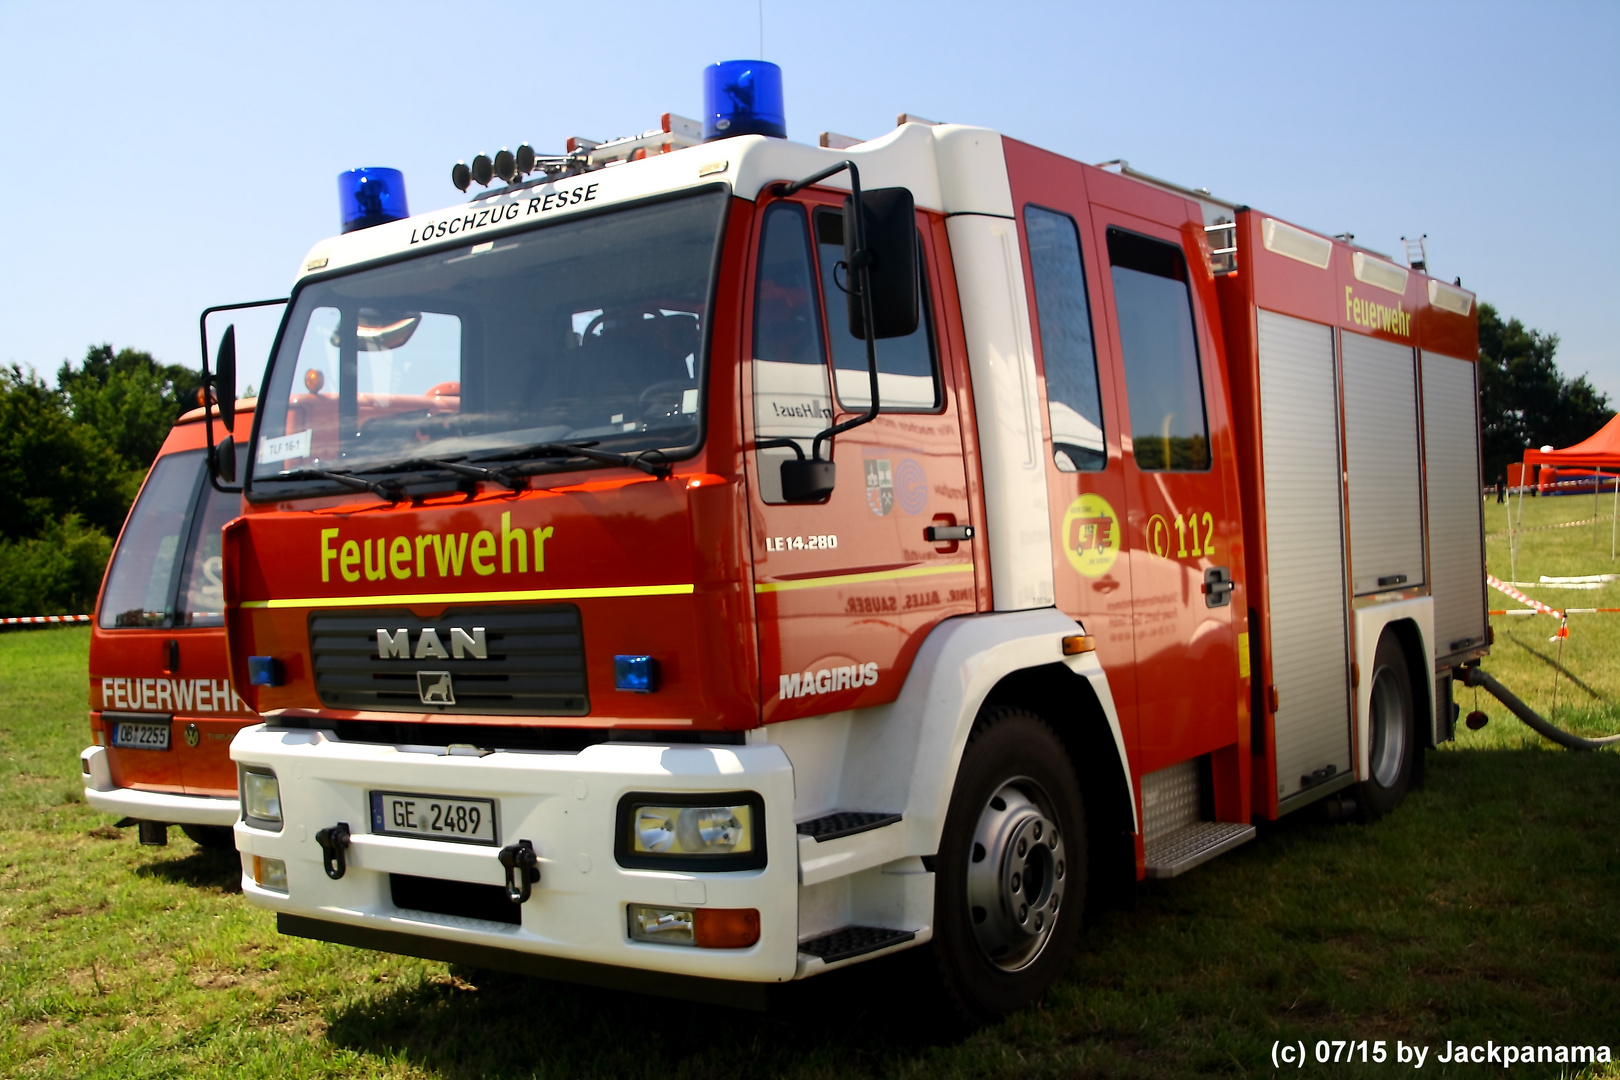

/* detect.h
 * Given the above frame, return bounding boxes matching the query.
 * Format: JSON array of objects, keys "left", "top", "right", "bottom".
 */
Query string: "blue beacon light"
[
  {"left": 703, "top": 60, "right": 786, "bottom": 141},
  {"left": 338, "top": 167, "right": 409, "bottom": 234}
]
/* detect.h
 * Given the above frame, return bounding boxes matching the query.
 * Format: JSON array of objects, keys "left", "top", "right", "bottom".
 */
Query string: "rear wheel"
[
  {"left": 932, "top": 709, "right": 1086, "bottom": 1022},
  {"left": 1358, "top": 633, "right": 1415, "bottom": 821},
  {"left": 180, "top": 824, "right": 235, "bottom": 850}
]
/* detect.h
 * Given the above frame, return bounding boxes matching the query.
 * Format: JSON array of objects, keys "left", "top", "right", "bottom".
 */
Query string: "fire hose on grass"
[{"left": 1459, "top": 665, "right": 1620, "bottom": 751}]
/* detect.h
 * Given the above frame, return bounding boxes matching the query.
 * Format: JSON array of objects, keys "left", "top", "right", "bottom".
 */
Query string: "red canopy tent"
[{"left": 1522, "top": 413, "right": 1620, "bottom": 470}]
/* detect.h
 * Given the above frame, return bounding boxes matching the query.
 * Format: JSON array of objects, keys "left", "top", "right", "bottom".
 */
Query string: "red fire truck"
[
  {"left": 81, "top": 399, "right": 259, "bottom": 847},
  {"left": 217, "top": 62, "right": 1485, "bottom": 1018}
]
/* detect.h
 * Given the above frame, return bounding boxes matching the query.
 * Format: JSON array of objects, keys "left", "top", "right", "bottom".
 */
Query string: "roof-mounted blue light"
[
  {"left": 703, "top": 60, "right": 786, "bottom": 141},
  {"left": 338, "top": 167, "right": 409, "bottom": 234}
]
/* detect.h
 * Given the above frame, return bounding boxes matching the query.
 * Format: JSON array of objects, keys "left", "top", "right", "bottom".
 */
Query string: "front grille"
[{"left": 309, "top": 606, "right": 588, "bottom": 716}]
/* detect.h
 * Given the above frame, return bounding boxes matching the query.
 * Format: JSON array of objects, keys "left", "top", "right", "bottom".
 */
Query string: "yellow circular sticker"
[{"left": 1061, "top": 493, "right": 1121, "bottom": 577}]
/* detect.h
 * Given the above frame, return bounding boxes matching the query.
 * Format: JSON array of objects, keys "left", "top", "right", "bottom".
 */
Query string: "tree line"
[
  {"left": 0, "top": 347, "right": 205, "bottom": 616},
  {"left": 0, "top": 304, "right": 1611, "bottom": 616}
]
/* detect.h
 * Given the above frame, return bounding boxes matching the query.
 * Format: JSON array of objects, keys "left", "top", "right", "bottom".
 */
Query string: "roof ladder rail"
[
  {"left": 1402, "top": 234, "right": 1428, "bottom": 272},
  {"left": 1205, "top": 218, "right": 1238, "bottom": 275}
]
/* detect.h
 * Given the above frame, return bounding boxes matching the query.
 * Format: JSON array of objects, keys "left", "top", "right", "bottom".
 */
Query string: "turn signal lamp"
[
  {"left": 251, "top": 855, "right": 288, "bottom": 892},
  {"left": 614, "top": 654, "right": 659, "bottom": 693},
  {"left": 628, "top": 904, "right": 761, "bottom": 948},
  {"left": 703, "top": 60, "right": 786, "bottom": 141},
  {"left": 338, "top": 167, "right": 409, "bottom": 234}
]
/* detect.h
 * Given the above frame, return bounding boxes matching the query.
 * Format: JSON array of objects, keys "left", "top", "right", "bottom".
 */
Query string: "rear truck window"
[
  {"left": 174, "top": 481, "right": 241, "bottom": 626},
  {"left": 1025, "top": 205, "right": 1106, "bottom": 471},
  {"left": 248, "top": 190, "right": 728, "bottom": 498},
  {"left": 1107, "top": 227, "right": 1211, "bottom": 471},
  {"left": 99, "top": 450, "right": 206, "bottom": 628}
]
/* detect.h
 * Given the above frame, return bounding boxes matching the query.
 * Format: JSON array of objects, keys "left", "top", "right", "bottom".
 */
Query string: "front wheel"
[
  {"left": 932, "top": 708, "right": 1086, "bottom": 1022},
  {"left": 1358, "top": 633, "right": 1416, "bottom": 821}
]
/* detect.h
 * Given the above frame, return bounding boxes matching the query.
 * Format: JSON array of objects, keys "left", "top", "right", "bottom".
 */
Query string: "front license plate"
[
  {"left": 369, "top": 791, "right": 498, "bottom": 846},
  {"left": 112, "top": 722, "right": 170, "bottom": 750}
]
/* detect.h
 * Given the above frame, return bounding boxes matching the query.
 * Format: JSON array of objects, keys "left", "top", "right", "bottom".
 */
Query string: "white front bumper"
[
  {"left": 230, "top": 725, "right": 799, "bottom": 983},
  {"left": 80, "top": 746, "right": 239, "bottom": 825}
]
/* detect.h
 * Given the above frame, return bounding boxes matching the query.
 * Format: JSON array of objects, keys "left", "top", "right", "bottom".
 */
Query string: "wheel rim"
[
  {"left": 966, "top": 777, "right": 1067, "bottom": 971},
  {"left": 1369, "top": 665, "right": 1407, "bottom": 788}
]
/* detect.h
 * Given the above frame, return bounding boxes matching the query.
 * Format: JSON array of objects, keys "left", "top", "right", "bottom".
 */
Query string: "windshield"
[{"left": 250, "top": 190, "right": 727, "bottom": 488}]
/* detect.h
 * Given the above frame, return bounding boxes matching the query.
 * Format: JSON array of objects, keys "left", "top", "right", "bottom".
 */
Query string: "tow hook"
[
  {"left": 498, "top": 839, "right": 540, "bottom": 904},
  {"left": 315, "top": 822, "right": 351, "bottom": 880}
]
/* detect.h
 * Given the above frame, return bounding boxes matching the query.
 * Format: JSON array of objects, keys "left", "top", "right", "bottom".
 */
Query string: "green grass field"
[{"left": 2, "top": 501, "right": 1617, "bottom": 1079}]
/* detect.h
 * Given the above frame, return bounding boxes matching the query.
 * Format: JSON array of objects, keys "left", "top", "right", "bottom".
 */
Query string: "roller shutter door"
[
  {"left": 1422, "top": 351, "right": 1488, "bottom": 659},
  {"left": 1257, "top": 310, "right": 1352, "bottom": 799},
  {"left": 1341, "top": 331, "right": 1425, "bottom": 595}
]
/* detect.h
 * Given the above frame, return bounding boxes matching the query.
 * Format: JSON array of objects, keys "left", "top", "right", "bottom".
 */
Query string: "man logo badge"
[{"left": 418, "top": 671, "right": 455, "bottom": 705}]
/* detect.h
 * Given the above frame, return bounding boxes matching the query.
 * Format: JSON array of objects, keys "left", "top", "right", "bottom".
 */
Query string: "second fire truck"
[{"left": 214, "top": 61, "right": 1485, "bottom": 1018}]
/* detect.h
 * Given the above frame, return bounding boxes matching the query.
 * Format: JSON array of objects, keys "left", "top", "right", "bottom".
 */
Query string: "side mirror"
[
  {"left": 781, "top": 458, "right": 836, "bottom": 503},
  {"left": 844, "top": 187, "right": 919, "bottom": 340},
  {"left": 213, "top": 324, "right": 237, "bottom": 435},
  {"left": 213, "top": 435, "right": 237, "bottom": 484}
]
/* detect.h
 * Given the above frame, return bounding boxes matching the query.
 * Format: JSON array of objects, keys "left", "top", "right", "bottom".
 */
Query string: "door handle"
[
  {"left": 1092, "top": 575, "right": 1121, "bottom": 594},
  {"left": 1202, "top": 566, "right": 1234, "bottom": 608}
]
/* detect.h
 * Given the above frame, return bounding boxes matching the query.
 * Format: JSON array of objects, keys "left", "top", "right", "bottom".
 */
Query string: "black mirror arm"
[
  {"left": 770, "top": 160, "right": 882, "bottom": 463},
  {"left": 197, "top": 311, "right": 242, "bottom": 494}
]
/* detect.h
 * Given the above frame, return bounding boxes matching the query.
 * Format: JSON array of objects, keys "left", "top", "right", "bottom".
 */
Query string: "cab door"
[
  {"left": 743, "top": 192, "right": 975, "bottom": 722},
  {"left": 1088, "top": 207, "right": 1240, "bottom": 773}
]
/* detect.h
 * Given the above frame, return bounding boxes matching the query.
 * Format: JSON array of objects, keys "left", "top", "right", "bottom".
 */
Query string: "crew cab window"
[
  {"left": 1107, "top": 228, "right": 1211, "bottom": 471},
  {"left": 1025, "top": 205, "right": 1106, "bottom": 471},
  {"left": 99, "top": 451, "right": 205, "bottom": 628},
  {"left": 814, "top": 208, "right": 940, "bottom": 412},
  {"left": 752, "top": 202, "right": 830, "bottom": 504}
]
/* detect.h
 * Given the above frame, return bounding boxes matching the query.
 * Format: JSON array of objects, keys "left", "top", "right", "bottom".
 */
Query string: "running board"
[
  {"left": 798, "top": 925, "right": 916, "bottom": 964},
  {"left": 796, "top": 811, "right": 901, "bottom": 842},
  {"left": 1143, "top": 822, "right": 1256, "bottom": 879}
]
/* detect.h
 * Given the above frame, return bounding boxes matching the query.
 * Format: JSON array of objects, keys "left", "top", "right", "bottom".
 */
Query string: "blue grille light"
[
  {"left": 248, "top": 656, "right": 283, "bottom": 687},
  {"left": 703, "top": 60, "right": 786, "bottom": 141},
  {"left": 338, "top": 167, "right": 409, "bottom": 234},
  {"left": 614, "top": 655, "right": 660, "bottom": 694}
]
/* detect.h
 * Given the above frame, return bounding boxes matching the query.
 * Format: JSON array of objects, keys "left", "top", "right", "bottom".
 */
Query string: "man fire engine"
[{"left": 215, "top": 61, "right": 1484, "bottom": 1018}]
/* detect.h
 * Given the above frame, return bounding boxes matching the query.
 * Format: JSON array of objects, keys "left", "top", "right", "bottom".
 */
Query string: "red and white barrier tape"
[
  {"left": 1485, "top": 574, "right": 1563, "bottom": 618},
  {"left": 1486, "top": 516, "right": 1607, "bottom": 540},
  {"left": 1, "top": 614, "right": 91, "bottom": 626}
]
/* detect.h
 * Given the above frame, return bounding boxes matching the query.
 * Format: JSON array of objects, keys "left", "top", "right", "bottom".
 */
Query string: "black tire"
[
  {"left": 1358, "top": 633, "right": 1415, "bottom": 821},
  {"left": 180, "top": 824, "right": 236, "bottom": 850},
  {"left": 932, "top": 708, "right": 1086, "bottom": 1023}
]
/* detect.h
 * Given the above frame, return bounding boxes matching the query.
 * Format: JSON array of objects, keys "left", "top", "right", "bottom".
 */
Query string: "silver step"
[{"left": 1143, "top": 821, "right": 1256, "bottom": 879}]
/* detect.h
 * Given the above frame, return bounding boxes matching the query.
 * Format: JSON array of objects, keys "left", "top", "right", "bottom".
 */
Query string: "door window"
[
  {"left": 174, "top": 482, "right": 242, "bottom": 627},
  {"left": 1025, "top": 205, "right": 1106, "bottom": 471},
  {"left": 752, "top": 202, "right": 831, "bottom": 504},
  {"left": 813, "top": 209, "right": 939, "bottom": 411},
  {"left": 1108, "top": 228, "right": 1210, "bottom": 471}
]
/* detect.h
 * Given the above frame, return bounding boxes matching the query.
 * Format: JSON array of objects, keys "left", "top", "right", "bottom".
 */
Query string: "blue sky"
[{"left": 2, "top": 1, "right": 1616, "bottom": 402}]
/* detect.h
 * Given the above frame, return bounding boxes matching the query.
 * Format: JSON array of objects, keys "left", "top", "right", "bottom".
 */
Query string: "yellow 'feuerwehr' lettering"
[
  {"left": 320, "top": 528, "right": 339, "bottom": 583},
  {"left": 389, "top": 536, "right": 412, "bottom": 580},
  {"left": 316, "top": 523, "right": 558, "bottom": 585},
  {"left": 471, "top": 531, "right": 496, "bottom": 576},
  {"left": 1344, "top": 285, "right": 1412, "bottom": 337}
]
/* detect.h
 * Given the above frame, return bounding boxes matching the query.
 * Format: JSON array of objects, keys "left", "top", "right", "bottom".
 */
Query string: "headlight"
[
  {"left": 241, "top": 768, "right": 283, "bottom": 830},
  {"left": 615, "top": 791, "right": 765, "bottom": 871}
]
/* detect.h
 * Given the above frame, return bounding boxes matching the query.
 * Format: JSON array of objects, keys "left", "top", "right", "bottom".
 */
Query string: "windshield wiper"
[
  {"left": 474, "top": 441, "right": 671, "bottom": 478},
  {"left": 272, "top": 468, "right": 404, "bottom": 502},
  {"left": 359, "top": 456, "right": 526, "bottom": 491}
]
